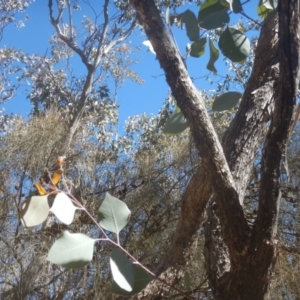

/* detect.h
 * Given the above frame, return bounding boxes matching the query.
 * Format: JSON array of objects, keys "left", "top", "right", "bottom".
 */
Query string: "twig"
[{"left": 240, "top": 11, "right": 262, "bottom": 28}]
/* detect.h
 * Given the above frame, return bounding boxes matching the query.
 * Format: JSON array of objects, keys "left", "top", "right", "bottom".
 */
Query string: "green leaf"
[
  {"left": 178, "top": 10, "right": 199, "bottom": 41},
  {"left": 258, "top": 0, "right": 277, "bottom": 19},
  {"left": 20, "top": 195, "right": 49, "bottom": 227},
  {"left": 226, "top": 0, "right": 242, "bottom": 13},
  {"left": 190, "top": 38, "right": 207, "bottom": 58},
  {"left": 110, "top": 248, "right": 134, "bottom": 292},
  {"left": 199, "top": 9, "right": 229, "bottom": 30},
  {"left": 112, "top": 264, "right": 152, "bottom": 296},
  {"left": 47, "top": 231, "right": 95, "bottom": 269},
  {"left": 218, "top": 27, "right": 250, "bottom": 63},
  {"left": 207, "top": 39, "right": 219, "bottom": 74},
  {"left": 50, "top": 193, "right": 77, "bottom": 225},
  {"left": 163, "top": 111, "right": 189, "bottom": 135},
  {"left": 98, "top": 193, "right": 131, "bottom": 234},
  {"left": 198, "top": 0, "right": 229, "bottom": 29},
  {"left": 212, "top": 91, "right": 242, "bottom": 111}
]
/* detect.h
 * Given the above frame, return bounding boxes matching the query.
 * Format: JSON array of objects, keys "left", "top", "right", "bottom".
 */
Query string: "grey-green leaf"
[
  {"left": 112, "top": 264, "right": 152, "bottom": 296},
  {"left": 199, "top": 9, "right": 229, "bottom": 29},
  {"left": 20, "top": 195, "right": 49, "bottom": 227},
  {"left": 207, "top": 39, "right": 219, "bottom": 74},
  {"left": 212, "top": 91, "right": 242, "bottom": 111},
  {"left": 226, "top": 0, "right": 242, "bottom": 13},
  {"left": 98, "top": 193, "right": 131, "bottom": 234},
  {"left": 218, "top": 27, "right": 250, "bottom": 63},
  {"left": 178, "top": 9, "right": 199, "bottom": 41},
  {"left": 47, "top": 231, "right": 95, "bottom": 269},
  {"left": 110, "top": 248, "right": 134, "bottom": 292},
  {"left": 190, "top": 38, "right": 207, "bottom": 58},
  {"left": 198, "top": 0, "right": 229, "bottom": 29},
  {"left": 258, "top": 0, "right": 277, "bottom": 19},
  {"left": 163, "top": 111, "right": 189, "bottom": 135},
  {"left": 50, "top": 192, "right": 77, "bottom": 225}
]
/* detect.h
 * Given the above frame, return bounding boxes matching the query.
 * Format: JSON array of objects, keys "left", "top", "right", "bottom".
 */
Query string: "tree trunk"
[{"left": 130, "top": 0, "right": 299, "bottom": 299}]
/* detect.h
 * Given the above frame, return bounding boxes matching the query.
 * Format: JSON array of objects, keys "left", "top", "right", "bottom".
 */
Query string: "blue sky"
[{"left": 0, "top": 0, "right": 259, "bottom": 129}]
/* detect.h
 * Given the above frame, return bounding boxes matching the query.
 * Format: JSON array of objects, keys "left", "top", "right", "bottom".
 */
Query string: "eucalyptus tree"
[
  {"left": 0, "top": 0, "right": 141, "bottom": 298},
  {"left": 128, "top": 0, "right": 299, "bottom": 299}
]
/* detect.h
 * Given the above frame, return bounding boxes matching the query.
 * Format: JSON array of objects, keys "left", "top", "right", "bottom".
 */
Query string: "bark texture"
[{"left": 130, "top": 0, "right": 299, "bottom": 299}]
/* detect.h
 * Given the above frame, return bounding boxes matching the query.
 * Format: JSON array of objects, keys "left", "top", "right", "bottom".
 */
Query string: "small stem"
[
  {"left": 55, "top": 190, "right": 192, "bottom": 298},
  {"left": 65, "top": 192, "right": 110, "bottom": 239},
  {"left": 240, "top": 11, "right": 262, "bottom": 28}
]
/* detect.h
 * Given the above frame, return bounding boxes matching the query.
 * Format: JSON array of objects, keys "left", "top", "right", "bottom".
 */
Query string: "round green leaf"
[
  {"left": 212, "top": 91, "right": 242, "bottom": 111},
  {"left": 20, "top": 195, "right": 49, "bottom": 227},
  {"left": 110, "top": 248, "right": 134, "bottom": 292},
  {"left": 47, "top": 231, "right": 95, "bottom": 269},
  {"left": 190, "top": 38, "right": 207, "bottom": 58},
  {"left": 207, "top": 38, "right": 219, "bottom": 74},
  {"left": 218, "top": 27, "right": 250, "bottom": 63},
  {"left": 163, "top": 111, "right": 189, "bottom": 135},
  {"left": 179, "top": 9, "right": 199, "bottom": 41},
  {"left": 50, "top": 193, "right": 77, "bottom": 225},
  {"left": 198, "top": 0, "right": 229, "bottom": 29},
  {"left": 98, "top": 193, "right": 131, "bottom": 234},
  {"left": 112, "top": 264, "right": 152, "bottom": 296},
  {"left": 199, "top": 8, "right": 229, "bottom": 29}
]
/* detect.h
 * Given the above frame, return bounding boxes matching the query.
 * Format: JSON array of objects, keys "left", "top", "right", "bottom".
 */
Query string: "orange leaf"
[
  {"left": 51, "top": 169, "right": 63, "bottom": 185},
  {"left": 34, "top": 183, "right": 48, "bottom": 195}
]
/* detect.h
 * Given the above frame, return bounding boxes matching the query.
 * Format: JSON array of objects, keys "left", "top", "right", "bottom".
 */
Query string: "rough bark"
[
  {"left": 131, "top": 0, "right": 250, "bottom": 267},
  {"left": 251, "top": 0, "right": 300, "bottom": 287},
  {"left": 204, "top": 17, "right": 279, "bottom": 298},
  {"left": 130, "top": 0, "right": 299, "bottom": 299}
]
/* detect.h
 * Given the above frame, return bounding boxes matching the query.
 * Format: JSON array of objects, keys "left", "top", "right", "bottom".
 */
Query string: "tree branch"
[
  {"left": 130, "top": 0, "right": 250, "bottom": 263},
  {"left": 254, "top": 0, "right": 299, "bottom": 244},
  {"left": 222, "top": 17, "right": 278, "bottom": 199},
  {"left": 103, "top": 19, "right": 137, "bottom": 56},
  {"left": 130, "top": 2, "right": 280, "bottom": 298},
  {"left": 48, "top": 0, "right": 93, "bottom": 71}
]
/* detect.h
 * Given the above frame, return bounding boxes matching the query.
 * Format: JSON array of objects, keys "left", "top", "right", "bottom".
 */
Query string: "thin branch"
[
  {"left": 66, "top": 0, "right": 74, "bottom": 39},
  {"left": 48, "top": 0, "right": 93, "bottom": 71},
  {"left": 103, "top": 19, "right": 137, "bottom": 56},
  {"left": 240, "top": 11, "right": 262, "bottom": 27},
  {"left": 98, "top": 0, "right": 110, "bottom": 54},
  {"left": 63, "top": 190, "right": 194, "bottom": 299}
]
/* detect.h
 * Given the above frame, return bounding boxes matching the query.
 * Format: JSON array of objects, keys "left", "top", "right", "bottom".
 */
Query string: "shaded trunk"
[{"left": 204, "top": 199, "right": 278, "bottom": 300}]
